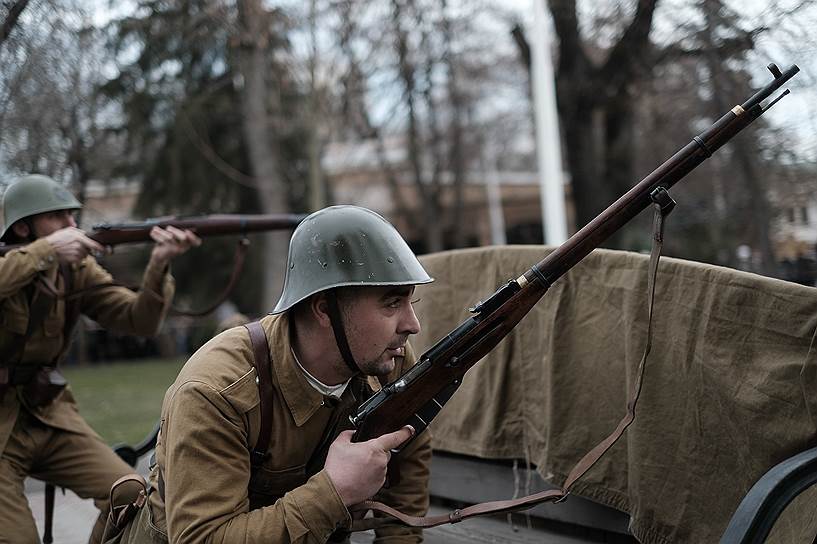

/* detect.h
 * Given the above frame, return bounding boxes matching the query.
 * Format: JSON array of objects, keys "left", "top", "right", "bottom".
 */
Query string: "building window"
[{"left": 801, "top": 206, "right": 809, "bottom": 225}]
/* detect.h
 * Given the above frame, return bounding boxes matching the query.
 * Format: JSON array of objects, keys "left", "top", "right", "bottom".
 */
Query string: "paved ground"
[
  {"left": 25, "top": 488, "right": 616, "bottom": 544},
  {"left": 25, "top": 458, "right": 623, "bottom": 544}
]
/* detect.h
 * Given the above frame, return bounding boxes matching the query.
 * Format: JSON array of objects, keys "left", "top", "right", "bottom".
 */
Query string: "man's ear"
[
  {"left": 310, "top": 293, "right": 332, "bottom": 328},
  {"left": 11, "top": 221, "right": 30, "bottom": 240}
]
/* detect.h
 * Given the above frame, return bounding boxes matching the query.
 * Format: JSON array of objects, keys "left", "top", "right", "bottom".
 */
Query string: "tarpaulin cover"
[{"left": 415, "top": 246, "right": 817, "bottom": 543}]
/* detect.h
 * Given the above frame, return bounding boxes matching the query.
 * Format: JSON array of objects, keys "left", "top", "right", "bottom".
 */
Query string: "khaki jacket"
[
  {"left": 0, "top": 238, "right": 175, "bottom": 453},
  {"left": 138, "top": 313, "right": 431, "bottom": 544}
]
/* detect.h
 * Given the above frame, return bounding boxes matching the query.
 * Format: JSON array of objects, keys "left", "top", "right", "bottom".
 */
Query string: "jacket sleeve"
[
  {"left": 371, "top": 342, "right": 432, "bottom": 543},
  {"left": 162, "top": 380, "right": 351, "bottom": 544},
  {"left": 0, "top": 239, "right": 58, "bottom": 299},
  {"left": 77, "top": 256, "right": 174, "bottom": 336}
]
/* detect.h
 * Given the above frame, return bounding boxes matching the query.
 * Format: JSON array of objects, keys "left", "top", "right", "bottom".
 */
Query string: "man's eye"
[{"left": 411, "top": 298, "right": 421, "bottom": 305}]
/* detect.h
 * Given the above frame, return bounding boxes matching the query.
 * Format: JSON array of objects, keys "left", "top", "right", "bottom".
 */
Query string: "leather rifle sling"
[
  {"left": 172, "top": 239, "right": 250, "bottom": 317},
  {"left": 350, "top": 188, "right": 676, "bottom": 531}
]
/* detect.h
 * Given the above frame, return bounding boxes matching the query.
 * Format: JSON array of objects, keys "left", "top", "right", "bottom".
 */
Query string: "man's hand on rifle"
[
  {"left": 45, "top": 227, "right": 106, "bottom": 265},
  {"left": 324, "top": 425, "right": 415, "bottom": 506},
  {"left": 148, "top": 225, "right": 202, "bottom": 267}
]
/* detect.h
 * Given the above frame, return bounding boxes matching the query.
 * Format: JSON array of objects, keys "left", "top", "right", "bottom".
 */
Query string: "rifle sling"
[
  {"left": 350, "top": 190, "right": 676, "bottom": 532},
  {"left": 171, "top": 238, "right": 250, "bottom": 317}
]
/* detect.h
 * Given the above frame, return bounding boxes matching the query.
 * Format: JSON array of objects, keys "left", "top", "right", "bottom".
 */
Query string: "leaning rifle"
[{"left": 348, "top": 64, "right": 800, "bottom": 528}]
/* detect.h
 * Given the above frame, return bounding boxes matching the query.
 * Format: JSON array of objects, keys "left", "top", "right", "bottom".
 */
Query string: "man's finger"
[
  {"left": 187, "top": 231, "right": 203, "bottom": 246},
  {"left": 149, "top": 226, "right": 172, "bottom": 244},
  {"left": 334, "top": 430, "right": 355, "bottom": 445},
  {"left": 77, "top": 234, "right": 104, "bottom": 253},
  {"left": 373, "top": 425, "right": 414, "bottom": 452},
  {"left": 165, "top": 225, "right": 190, "bottom": 239},
  {"left": 174, "top": 227, "right": 202, "bottom": 247}
]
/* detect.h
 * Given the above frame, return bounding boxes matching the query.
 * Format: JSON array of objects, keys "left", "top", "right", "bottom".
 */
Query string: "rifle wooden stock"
[
  {"left": 0, "top": 213, "right": 306, "bottom": 255},
  {"left": 351, "top": 64, "right": 800, "bottom": 443}
]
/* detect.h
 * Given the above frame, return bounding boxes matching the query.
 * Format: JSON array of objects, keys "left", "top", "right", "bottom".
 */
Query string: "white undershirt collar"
[{"left": 291, "top": 348, "right": 350, "bottom": 399}]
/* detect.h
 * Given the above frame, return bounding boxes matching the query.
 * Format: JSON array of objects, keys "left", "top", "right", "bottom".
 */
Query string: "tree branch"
[{"left": 0, "top": 0, "right": 30, "bottom": 47}]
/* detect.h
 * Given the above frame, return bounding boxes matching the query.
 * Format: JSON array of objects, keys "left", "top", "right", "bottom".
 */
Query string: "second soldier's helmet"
[
  {"left": 272, "top": 205, "right": 432, "bottom": 314},
  {"left": 1, "top": 174, "right": 81, "bottom": 241}
]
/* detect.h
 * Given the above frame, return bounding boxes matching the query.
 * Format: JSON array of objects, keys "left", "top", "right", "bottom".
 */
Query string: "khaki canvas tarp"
[{"left": 414, "top": 246, "right": 817, "bottom": 543}]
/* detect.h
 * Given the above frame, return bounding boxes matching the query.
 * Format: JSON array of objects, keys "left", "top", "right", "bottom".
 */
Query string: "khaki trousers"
[{"left": 0, "top": 409, "right": 132, "bottom": 544}]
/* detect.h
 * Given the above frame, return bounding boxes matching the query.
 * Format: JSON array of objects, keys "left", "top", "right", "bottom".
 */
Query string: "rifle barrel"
[
  {"left": 90, "top": 214, "right": 307, "bottom": 245},
  {"left": 351, "top": 64, "right": 801, "bottom": 443}
]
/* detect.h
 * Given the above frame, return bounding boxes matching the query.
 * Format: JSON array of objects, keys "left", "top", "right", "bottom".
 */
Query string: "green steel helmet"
[
  {"left": 272, "top": 205, "right": 432, "bottom": 314},
  {"left": 1, "top": 174, "right": 81, "bottom": 241}
]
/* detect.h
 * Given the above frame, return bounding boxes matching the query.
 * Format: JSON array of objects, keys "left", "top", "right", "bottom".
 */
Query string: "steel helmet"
[
  {"left": 1, "top": 174, "right": 81, "bottom": 241},
  {"left": 272, "top": 205, "right": 432, "bottom": 314}
]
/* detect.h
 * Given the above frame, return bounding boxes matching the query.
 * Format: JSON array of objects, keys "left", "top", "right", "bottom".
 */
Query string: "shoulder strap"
[
  {"left": 53, "top": 263, "right": 80, "bottom": 364},
  {"left": 244, "top": 321, "right": 273, "bottom": 469},
  {"left": 158, "top": 321, "right": 273, "bottom": 503},
  {"left": 4, "top": 275, "right": 58, "bottom": 364}
]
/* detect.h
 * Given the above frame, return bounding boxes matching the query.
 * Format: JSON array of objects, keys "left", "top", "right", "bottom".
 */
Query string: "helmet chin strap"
[{"left": 325, "top": 290, "right": 361, "bottom": 375}]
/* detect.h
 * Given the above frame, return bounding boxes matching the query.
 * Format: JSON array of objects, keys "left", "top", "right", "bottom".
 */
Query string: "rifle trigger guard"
[{"left": 649, "top": 187, "right": 676, "bottom": 214}]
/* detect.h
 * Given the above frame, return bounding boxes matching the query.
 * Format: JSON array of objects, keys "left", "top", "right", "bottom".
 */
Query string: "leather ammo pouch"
[{"left": 22, "top": 366, "right": 67, "bottom": 407}]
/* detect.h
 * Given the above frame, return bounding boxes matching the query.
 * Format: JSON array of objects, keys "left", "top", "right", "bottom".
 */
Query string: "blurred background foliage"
[{"left": 2, "top": 0, "right": 817, "bottom": 322}]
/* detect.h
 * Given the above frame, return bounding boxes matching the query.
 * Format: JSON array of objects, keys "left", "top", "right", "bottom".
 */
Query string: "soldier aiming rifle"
[{"left": 0, "top": 173, "right": 199, "bottom": 544}]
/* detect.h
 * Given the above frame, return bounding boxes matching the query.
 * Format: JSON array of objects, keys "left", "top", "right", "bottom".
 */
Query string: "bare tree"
[
  {"left": 507, "top": 0, "right": 816, "bottom": 271},
  {"left": 327, "top": 0, "right": 524, "bottom": 252},
  {"left": 0, "top": 0, "right": 111, "bottom": 204}
]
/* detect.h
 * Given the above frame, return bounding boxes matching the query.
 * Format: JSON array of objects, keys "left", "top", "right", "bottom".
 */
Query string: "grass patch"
[{"left": 63, "top": 358, "right": 186, "bottom": 446}]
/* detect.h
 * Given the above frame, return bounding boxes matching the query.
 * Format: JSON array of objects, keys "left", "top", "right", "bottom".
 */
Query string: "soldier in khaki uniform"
[
  {"left": 115, "top": 205, "right": 433, "bottom": 543},
  {"left": 0, "top": 174, "right": 200, "bottom": 543}
]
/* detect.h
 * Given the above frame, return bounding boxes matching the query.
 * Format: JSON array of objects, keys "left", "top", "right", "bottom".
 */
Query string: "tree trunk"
[
  {"left": 546, "top": 0, "right": 657, "bottom": 243},
  {"left": 235, "top": 0, "right": 289, "bottom": 310},
  {"left": 392, "top": 0, "right": 443, "bottom": 252},
  {"left": 441, "top": 0, "right": 467, "bottom": 247}
]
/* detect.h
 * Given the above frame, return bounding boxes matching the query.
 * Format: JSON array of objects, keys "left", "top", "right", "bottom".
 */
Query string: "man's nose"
[
  {"left": 67, "top": 214, "right": 77, "bottom": 228},
  {"left": 400, "top": 303, "right": 421, "bottom": 336}
]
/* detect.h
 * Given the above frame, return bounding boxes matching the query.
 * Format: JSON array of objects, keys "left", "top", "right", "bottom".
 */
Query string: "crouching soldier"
[
  {"left": 0, "top": 174, "right": 199, "bottom": 543},
  {"left": 107, "top": 205, "right": 433, "bottom": 543}
]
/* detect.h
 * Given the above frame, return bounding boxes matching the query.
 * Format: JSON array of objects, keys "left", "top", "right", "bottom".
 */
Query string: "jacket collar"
[{"left": 265, "top": 313, "right": 362, "bottom": 427}]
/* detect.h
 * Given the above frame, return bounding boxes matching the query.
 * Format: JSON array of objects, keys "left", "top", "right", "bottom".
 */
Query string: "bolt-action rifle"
[
  {"left": 351, "top": 64, "right": 800, "bottom": 446},
  {"left": 0, "top": 213, "right": 307, "bottom": 256},
  {"left": 0, "top": 213, "right": 306, "bottom": 317}
]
